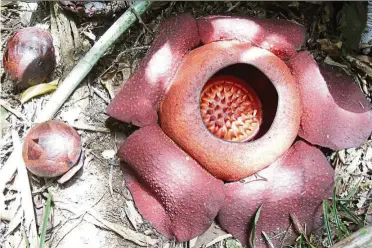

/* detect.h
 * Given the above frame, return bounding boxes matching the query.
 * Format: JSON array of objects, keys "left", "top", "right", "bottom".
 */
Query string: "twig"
[
  {"left": 54, "top": 201, "right": 157, "bottom": 246},
  {"left": 114, "top": 45, "right": 150, "bottom": 62},
  {"left": 129, "top": 2, "right": 154, "bottom": 36},
  {"left": 51, "top": 192, "right": 105, "bottom": 247},
  {"left": 36, "top": 1, "right": 152, "bottom": 123},
  {"left": 2, "top": 198, "right": 22, "bottom": 238},
  {"left": 87, "top": 208, "right": 157, "bottom": 246},
  {"left": 31, "top": 179, "right": 55, "bottom": 195},
  {"left": 52, "top": 212, "right": 86, "bottom": 248},
  {"left": 0, "top": 209, "right": 11, "bottom": 221},
  {"left": 91, "top": 86, "right": 110, "bottom": 104},
  {"left": 205, "top": 234, "right": 233, "bottom": 247},
  {"left": 331, "top": 225, "right": 372, "bottom": 248},
  {"left": 70, "top": 122, "right": 110, "bottom": 133},
  {"left": 0, "top": 99, "right": 27, "bottom": 121},
  {"left": 279, "top": 223, "right": 292, "bottom": 248},
  {"left": 189, "top": 237, "right": 198, "bottom": 248},
  {"left": 344, "top": 55, "right": 372, "bottom": 78},
  {"left": 227, "top": 1, "right": 241, "bottom": 12},
  {"left": 57, "top": 151, "right": 90, "bottom": 184},
  {"left": 12, "top": 130, "right": 39, "bottom": 248},
  {"left": 109, "top": 162, "right": 114, "bottom": 196},
  {"left": 262, "top": 231, "right": 275, "bottom": 248},
  {"left": 124, "top": 200, "right": 143, "bottom": 230},
  {"left": 0, "top": 143, "right": 18, "bottom": 220}
]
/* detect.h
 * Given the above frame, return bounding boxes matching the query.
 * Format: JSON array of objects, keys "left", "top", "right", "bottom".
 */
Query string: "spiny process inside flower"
[{"left": 200, "top": 75, "right": 262, "bottom": 142}]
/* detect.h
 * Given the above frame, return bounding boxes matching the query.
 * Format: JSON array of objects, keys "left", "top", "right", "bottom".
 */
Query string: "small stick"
[
  {"left": 54, "top": 201, "right": 157, "bottom": 246},
  {"left": 331, "top": 225, "right": 372, "bottom": 248},
  {"left": 0, "top": 209, "right": 11, "bottom": 221},
  {"left": 205, "top": 234, "right": 233, "bottom": 247},
  {"left": 109, "top": 162, "right": 114, "bottom": 196},
  {"left": 0, "top": 146, "right": 18, "bottom": 219},
  {"left": 36, "top": 1, "right": 152, "bottom": 123},
  {"left": 12, "top": 130, "right": 39, "bottom": 248},
  {"left": 70, "top": 122, "right": 110, "bottom": 133},
  {"left": 129, "top": 2, "right": 154, "bottom": 36},
  {"left": 91, "top": 86, "right": 110, "bottom": 104},
  {"left": 57, "top": 151, "right": 88, "bottom": 184},
  {"left": 332, "top": 226, "right": 372, "bottom": 248},
  {"left": 0, "top": 99, "right": 27, "bottom": 121}
]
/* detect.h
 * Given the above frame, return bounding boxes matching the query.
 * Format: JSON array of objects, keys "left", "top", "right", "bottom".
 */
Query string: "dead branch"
[
  {"left": 12, "top": 130, "right": 39, "bottom": 248},
  {"left": 332, "top": 225, "right": 372, "bottom": 248}
]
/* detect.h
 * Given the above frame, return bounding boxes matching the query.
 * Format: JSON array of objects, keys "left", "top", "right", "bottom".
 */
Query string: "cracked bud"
[{"left": 22, "top": 120, "right": 82, "bottom": 177}]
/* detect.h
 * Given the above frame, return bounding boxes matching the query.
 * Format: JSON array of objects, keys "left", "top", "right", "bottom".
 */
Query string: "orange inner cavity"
[{"left": 200, "top": 75, "right": 263, "bottom": 142}]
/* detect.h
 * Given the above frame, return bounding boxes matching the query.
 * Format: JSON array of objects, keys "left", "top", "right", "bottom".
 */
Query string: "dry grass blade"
[
  {"left": 345, "top": 55, "right": 372, "bottom": 78},
  {"left": 57, "top": 151, "right": 88, "bottom": 184},
  {"left": 290, "top": 213, "right": 305, "bottom": 235},
  {"left": 87, "top": 208, "right": 157, "bottom": 246},
  {"left": 261, "top": 231, "right": 274, "bottom": 248},
  {"left": 189, "top": 237, "right": 198, "bottom": 248},
  {"left": 0, "top": 99, "right": 27, "bottom": 121},
  {"left": 124, "top": 200, "right": 143, "bottom": 230},
  {"left": 69, "top": 122, "right": 110, "bottom": 133},
  {"left": 12, "top": 129, "right": 39, "bottom": 248},
  {"left": 0, "top": 145, "right": 18, "bottom": 220},
  {"left": 3, "top": 206, "right": 22, "bottom": 237},
  {"left": 54, "top": 201, "right": 156, "bottom": 246},
  {"left": 331, "top": 225, "right": 372, "bottom": 248},
  {"left": 290, "top": 214, "right": 316, "bottom": 248},
  {"left": 205, "top": 234, "right": 232, "bottom": 247}
]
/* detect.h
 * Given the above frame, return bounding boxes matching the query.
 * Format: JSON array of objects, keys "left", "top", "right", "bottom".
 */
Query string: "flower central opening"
[{"left": 200, "top": 75, "right": 262, "bottom": 142}]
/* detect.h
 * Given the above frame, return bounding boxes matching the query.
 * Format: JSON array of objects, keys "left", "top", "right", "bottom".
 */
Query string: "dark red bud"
[{"left": 3, "top": 27, "right": 56, "bottom": 88}]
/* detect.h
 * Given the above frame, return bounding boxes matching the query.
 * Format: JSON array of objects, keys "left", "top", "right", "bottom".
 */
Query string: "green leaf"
[
  {"left": 323, "top": 200, "right": 333, "bottom": 246},
  {"left": 339, "top": 203, "right": 364, "bottom": 227},
  {"left": 331, "top": 185, "right": 349, "bottom": 239},
  {"left": 39, "top": 190, "right": 52, "bottom": 248},
  {"left": 21, "top": 79, "right": 59, "bottom": 104},
  {"left": 249, "top": 204, "right": 263, "bottom": 248}
]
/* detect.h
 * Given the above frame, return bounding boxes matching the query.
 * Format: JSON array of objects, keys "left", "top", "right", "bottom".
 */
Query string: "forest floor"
[{"left": 1, "top": 1, "right": 371, "bottom": 248}]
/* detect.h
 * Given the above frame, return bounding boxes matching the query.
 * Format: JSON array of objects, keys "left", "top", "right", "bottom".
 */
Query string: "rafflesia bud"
[
  {"left": 3, "top": 27, "right": 56, "bottom": 88},
  {"left": 22, "top": 120, "right": 82, "bottom": 178}
]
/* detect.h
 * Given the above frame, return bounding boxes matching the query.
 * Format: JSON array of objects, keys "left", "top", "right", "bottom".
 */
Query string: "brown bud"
[{"left": 3, "top": 27, "right": 56, "bottom": 88}]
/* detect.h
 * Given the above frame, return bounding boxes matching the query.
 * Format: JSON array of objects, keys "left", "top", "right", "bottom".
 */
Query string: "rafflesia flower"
[{"left": 108, "top": 14, "right": 372, "bottom": 246}]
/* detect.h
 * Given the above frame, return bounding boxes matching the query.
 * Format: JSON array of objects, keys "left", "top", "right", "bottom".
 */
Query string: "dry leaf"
[{"left": 20, "top": 78, "right": 59, "bottom": 103}]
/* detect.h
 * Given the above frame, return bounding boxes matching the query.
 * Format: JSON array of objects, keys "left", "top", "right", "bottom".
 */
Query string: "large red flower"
[{"left": 108, "top": 14, "right": 372, "bottom": 246}]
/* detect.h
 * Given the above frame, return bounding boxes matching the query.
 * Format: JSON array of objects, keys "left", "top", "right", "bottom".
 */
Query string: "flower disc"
[{"left": 200, "top": 76, "right": 262, "bottom": 142}]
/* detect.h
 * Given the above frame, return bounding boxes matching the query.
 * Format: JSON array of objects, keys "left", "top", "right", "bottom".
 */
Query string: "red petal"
[
  {"left": 217, "top": 141, "right": 334, "bottom": 247},
  {"left": 288, "top": 51, "right": 372, "bottom": 150},
  {"left": 122, "top": 165, "right": 172, "bottom": 238},
  {"left": 119, "top": 125, "right": 225, "bottom": 242},
  {"left": 197, "top": 16, "right": 305, "bottom": 60},
  {"left": 107, "top": 14, "right": 200, "bottom": 126}
]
